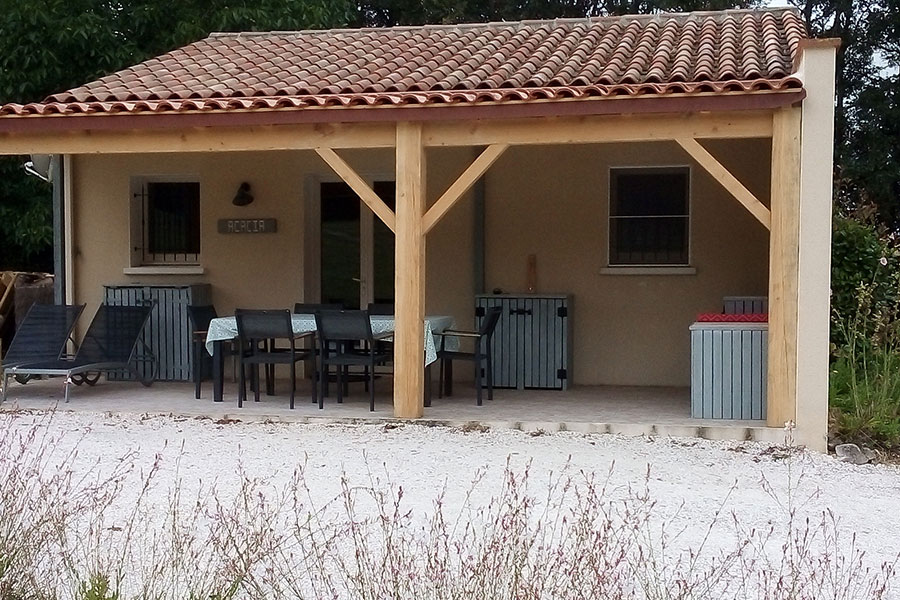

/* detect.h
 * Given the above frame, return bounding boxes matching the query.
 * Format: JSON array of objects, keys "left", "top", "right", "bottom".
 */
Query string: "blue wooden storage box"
[{"left": 689, "top": 320, "right": 767, "bottom": 420}]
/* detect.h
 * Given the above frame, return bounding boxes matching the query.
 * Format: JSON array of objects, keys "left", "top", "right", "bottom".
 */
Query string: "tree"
[
  {"left": 789, "top": 0, "right": 900, "bottom": 224},
  {"left": 0, "top": 0, "right": 353, "bottom": 271},
  {"left": 355, "top": 0, "right": 760, "bottom": 26}
]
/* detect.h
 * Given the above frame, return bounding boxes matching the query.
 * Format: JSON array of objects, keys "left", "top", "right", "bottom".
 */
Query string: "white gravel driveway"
[{"left": 2, "top": 409, "right": 898, "bottom": 598}]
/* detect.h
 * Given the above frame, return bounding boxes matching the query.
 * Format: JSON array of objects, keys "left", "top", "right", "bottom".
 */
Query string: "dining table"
[{"left": 205, "top": 313, "right": 456, "bottom": 405}]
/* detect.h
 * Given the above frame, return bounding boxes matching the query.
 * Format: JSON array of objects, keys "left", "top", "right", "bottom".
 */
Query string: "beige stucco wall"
[
  {"left": 484, "top": 139, "right": 772, "bottom": 386},
  {"left": 70, "top": 147, "right": 477, "bottom": 332},
  {"left": 70, "top": 138, "right": 770, "bottom": 388}
]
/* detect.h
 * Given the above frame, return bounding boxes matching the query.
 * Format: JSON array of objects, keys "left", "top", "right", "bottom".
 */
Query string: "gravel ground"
[{"left": 2, "top": 409, "right": 899, "bottom": 596}]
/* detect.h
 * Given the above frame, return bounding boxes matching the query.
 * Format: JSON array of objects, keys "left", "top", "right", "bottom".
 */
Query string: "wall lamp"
[{"left": 232, "top": 182, "right": 254, "bottom": 206}]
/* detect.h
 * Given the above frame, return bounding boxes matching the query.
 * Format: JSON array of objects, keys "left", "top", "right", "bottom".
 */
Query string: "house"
[{"left": 0, "top": 9, "right": 838, "bottom": 450}]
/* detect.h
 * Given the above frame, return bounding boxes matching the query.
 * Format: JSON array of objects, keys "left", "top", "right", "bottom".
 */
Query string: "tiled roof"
[{"left": 0, "top": 8, "right": 807, "bottom": 118}]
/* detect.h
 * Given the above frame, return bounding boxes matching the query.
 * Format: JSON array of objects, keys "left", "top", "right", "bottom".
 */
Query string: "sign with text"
[{"left": 217, "top": 218, "right": 277, "bottom": 234}]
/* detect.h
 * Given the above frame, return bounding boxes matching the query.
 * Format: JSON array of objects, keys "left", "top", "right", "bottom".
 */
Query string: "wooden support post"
[
  {"left": 767, "top": 107, "right": 802, "bottom": 427},
  {"left": 393, "top": 122, "right": 426, "bottom": 419}
]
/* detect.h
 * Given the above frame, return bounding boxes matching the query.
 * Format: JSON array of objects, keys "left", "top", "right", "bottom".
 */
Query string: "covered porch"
[{"left": 0, "top": 11, "right": 838, "bottom": 450}]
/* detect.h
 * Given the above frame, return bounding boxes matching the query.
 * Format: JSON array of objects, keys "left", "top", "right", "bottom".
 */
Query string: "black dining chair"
[
  {"left": 314, "top": 310, "right": 392, "bottom": 411},
  {"left": 294, "top": 303, "right": 344, "bottom": 397},
  {"left": 437, "top": 306, "right": 503, "bottom": 406},
  {"left": 234, "top": 309, "right": 314, "bottom": 409},
  {"left": 188, "top": 304, "right": 239, "bottom": 400}
]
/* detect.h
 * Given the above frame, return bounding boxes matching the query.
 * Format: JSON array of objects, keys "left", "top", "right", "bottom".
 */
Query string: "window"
[
  {"left": 131, "top": 178, "right": 200, "bottom": 265},
  {"left": 609, "top": 167, "right": 689, "bottom": 266}
]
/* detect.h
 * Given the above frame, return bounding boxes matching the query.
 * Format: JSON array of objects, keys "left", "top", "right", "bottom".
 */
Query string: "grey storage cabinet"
[
  {"left": 689, "top": 321, "right": 767, "bottom": 420},
  {"left": 475, "top": 294, "right": 572, "bottom": 390},
  {"left": 723, "top": 296, "right": 768, "bottom": 314},
  {"left": 104, "top": 284, "right": 212, "bottom": 382}
]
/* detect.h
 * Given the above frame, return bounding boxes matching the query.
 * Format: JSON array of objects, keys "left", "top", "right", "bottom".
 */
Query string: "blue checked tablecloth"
[{"left": 205, "top": 314, "right": 457, "bottom": 365}]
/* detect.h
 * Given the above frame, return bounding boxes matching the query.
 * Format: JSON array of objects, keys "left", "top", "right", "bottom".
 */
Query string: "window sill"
[
  {"left": 600, "top": 266, "right": 697, "bottom": 276},
  {"left": 123, "top": 266, "right": 205, "bottom": 276}
]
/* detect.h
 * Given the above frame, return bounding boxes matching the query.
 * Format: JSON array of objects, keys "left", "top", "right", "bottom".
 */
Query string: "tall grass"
[
  {"left": 0, "top": 413, "right": 897, "bottom": 599},
  {"left": 830, "top": 280, "right": 900, "bottom": 447}
]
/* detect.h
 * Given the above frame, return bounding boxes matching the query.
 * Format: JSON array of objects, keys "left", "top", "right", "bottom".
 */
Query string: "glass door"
[
  {"left": 320, "top": 182, "right": 361, "bottom": 308},
  {"left": 320, "top": 181, "right": 395, "bottom": 309},
  {"left": 371, "top": 181, "right": 396, "bottom": 306}
]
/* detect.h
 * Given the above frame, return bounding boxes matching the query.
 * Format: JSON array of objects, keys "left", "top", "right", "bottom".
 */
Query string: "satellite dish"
[{"left": 24, "top": 154, "right": 52, "bottom": 182}]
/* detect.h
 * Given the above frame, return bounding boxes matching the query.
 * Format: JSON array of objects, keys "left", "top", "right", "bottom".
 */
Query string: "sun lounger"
[
  {"left": 2, "top": 304, "right": 155, "bottom": 403},
  {"left": 0, "top": 303, "right": 85, "bottom": 386}
]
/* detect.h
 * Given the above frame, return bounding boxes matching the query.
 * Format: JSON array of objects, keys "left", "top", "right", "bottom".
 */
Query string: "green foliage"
[
  {"left": 355, "top": 0, "right": 759, "bottom": 26},
  {"left": 0, "top": 0, "right": 354, "bottom": 272},
  {"left": 841, "top": 80, "right": 900, "bottom": 224},
  {"left": 830, "top": 210, "right": 900, "bottom": 447},
  {"left": 829, "top": 276, "right": 900, "bottom": 447},
  {"left": 830, "top": 212, "right": 900, "bottom": 346},
  {"left": 76, "top": 573, "right": 119, "bottom": 600},
  {"left": 0, "top": 158, "right": 53, "bottom": 272},
  {"left": 830, "top": 353, "right": 900, "bottom": 447},
  {"left": 790, "top": 0, "right": 900, "bottom": 227}
]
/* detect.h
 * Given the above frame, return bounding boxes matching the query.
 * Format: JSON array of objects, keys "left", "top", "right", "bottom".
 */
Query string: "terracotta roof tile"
[{"left": 1, "top": 8, "right": 808, "bottom": 118}]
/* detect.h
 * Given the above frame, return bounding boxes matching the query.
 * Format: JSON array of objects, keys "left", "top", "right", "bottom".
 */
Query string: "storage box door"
[
  {"left": 523, "top": 297, "right": 569, "bottom": 390},
  {"left": 146, "top": 286, "right": 192, "bottom": 381}
]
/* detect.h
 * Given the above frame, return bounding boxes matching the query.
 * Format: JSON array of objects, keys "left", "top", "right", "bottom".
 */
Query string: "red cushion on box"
[{"left": 696, "top": 313, "right": 768, "bottom": 323}]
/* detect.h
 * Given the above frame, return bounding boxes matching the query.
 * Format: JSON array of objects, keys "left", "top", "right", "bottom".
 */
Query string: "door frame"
[{"left": 303, "top": 172, "right": 394, "bottom": 307}]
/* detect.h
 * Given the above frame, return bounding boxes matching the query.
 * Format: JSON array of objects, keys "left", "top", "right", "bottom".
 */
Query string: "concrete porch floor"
[{"left": 0, "top": 373, "right": 785, "bottom": 444}]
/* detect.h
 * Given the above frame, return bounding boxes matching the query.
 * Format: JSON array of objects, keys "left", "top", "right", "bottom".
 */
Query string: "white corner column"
[{"left": 794, "top": 41, "right": 839, "bottom": 451}]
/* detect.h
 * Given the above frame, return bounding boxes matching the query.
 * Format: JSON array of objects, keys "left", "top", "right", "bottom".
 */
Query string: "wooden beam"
[
  {"left": 393, "top": 121, "right": 426, "bottom": 419},
  {"left": 767, "top": 107, "right": 802, "bottom": 428},
  {"left": 422, "top": 144, "right": 508, "bottom": 234},
  {"left": 314, "top": 147, "right": 396, "bottom": 232},
  {"left": 1, "top": 111, "right": 772, "bottom": 156},
  {"left": 0, "top": 121, "right": 397, "bottom": 155},
  {"left": 676, "top": 137, "right": 771, "bottom": 229},
  {"left": 423, "top": 111, "right": 773, "bottom": 147}
]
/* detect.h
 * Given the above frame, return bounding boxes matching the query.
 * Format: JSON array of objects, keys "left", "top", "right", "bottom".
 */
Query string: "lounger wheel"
[
  {"left": 138, "top": 361, "right": 157, "bottom": 387},
  {"left": 71, "top": 372, "right": 101, "bottom": 386}
]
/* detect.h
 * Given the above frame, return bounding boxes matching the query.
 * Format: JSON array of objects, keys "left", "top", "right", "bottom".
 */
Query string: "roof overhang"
[{"left": 0, "top": 89, "right": 805, "bottom": 136}]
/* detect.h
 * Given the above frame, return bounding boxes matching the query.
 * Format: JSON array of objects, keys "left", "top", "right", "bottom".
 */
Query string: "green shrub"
[
  {"left": 830, "top": 352, "right": 900, "bottom": 447},
  {"left": 829, "top": 268, "right": 900, "bottom": 447},
  {"left": 77, "top": 574, "right": 118, "bottom": 600},
  {"left": 828, "top": 212, "right": 900, "bottom": 447},
  {"left": 830, "top": 213, "right": 900, "bottom": 348}
]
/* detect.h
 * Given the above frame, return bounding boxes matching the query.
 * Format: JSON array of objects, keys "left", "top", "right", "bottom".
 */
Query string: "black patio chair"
[
  {"left": 0, "top": 303, "right": 85, "bottom": 387},
  {"left": 234, "top": 309, "right": 313, "bottom": 409},
  {"left": 188, "top": 304, "right": 239, "bottom": 400},
  {"left": 314, "top": 309, "right": 392, "bottom": 411},
  {"left": 437, "top": 306, "right": 503, "bottom": 406},
  {"left": 2, "top": 304, "right": 155, "bottom": 404},
  {"left": 293, "top": 303, "right": 344, "bottom": 396}
]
